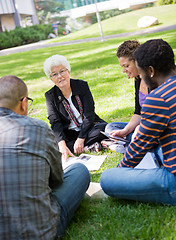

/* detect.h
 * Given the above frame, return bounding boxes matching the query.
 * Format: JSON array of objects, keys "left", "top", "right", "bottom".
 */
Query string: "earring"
[{"left": 151, "top": 74, "right": 153, "bottom": 77}]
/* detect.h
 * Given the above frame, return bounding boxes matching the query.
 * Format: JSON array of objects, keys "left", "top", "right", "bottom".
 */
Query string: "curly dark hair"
[
  {"left": 134, "top": 39, "right": 175, "bottom": 75},
  {"left": 116, "top": 40, "right": 140, "bottom": 61}
]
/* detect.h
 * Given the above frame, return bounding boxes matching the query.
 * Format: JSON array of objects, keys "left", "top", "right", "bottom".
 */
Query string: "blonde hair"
[{"left": 43, "top": 54, "right": 71, "bottom": 78}]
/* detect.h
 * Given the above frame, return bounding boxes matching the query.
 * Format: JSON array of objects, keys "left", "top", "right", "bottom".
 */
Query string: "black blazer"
[{"left": 45, "top": 78, "right": 105, "bottom": 142}]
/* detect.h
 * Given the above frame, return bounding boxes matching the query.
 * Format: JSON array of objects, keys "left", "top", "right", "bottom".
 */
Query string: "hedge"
[{"left": 0, "top": 24, "right": 64, "bottom": 50}]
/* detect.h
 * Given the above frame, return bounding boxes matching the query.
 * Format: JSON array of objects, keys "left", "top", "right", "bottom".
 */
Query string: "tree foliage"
[
  {"left": 35, "top": 0, "right": 63, "bottom": 14},
  {"left": 157, "top": 0, "right": 176, "bottom": 5},
  {"left": 34, "top": 0, "right": 64, "bottom": 24}
]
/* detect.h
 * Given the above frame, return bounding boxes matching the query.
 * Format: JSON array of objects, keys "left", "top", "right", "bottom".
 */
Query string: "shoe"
[
  {"left": 84, "top": 142, "right": 102, "bottom": 153},
  {"left": 101, "top": 139, "right": 114, "bottom": 149},
  {"left": 91, "top": 188, "right": 109, "bottom": 199},
  {"left": 110, "top": 144, "right": 126, "bottom": 154},
  {"left": 86, "top": 182, "right": 108, "bottom": 199},
  {"left": 101, "top": 139, "right": 126, "bottom": 153}
]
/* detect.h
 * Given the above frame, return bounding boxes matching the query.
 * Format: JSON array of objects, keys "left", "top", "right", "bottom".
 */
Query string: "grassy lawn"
[
  {"left": 47, "top": 4, "right": 176, "bottom": 42},
  {"left": 0, "top": 5, "right": 176, "bottom": 239}
]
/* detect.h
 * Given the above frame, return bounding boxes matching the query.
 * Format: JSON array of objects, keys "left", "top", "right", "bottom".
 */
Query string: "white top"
[{"left": 67, "top": 93, "right": 83, "bottom": 131}]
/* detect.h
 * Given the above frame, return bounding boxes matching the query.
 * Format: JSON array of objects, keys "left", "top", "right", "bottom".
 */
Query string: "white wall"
[
  {"left": 0, "top": 0, "right": 14, "bottom": 14},
  {"left": 15, "top": 0, "right": 34, "bottom": 15}
]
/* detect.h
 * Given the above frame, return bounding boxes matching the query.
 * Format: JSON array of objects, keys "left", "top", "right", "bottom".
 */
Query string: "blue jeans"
[
  {"left": 52, "top": 163, "right": 90, "bottom": 237},
  {"left": 105, "top": 122, "right": 133, "bottom": 145},
  {"left": 100, "top": 166, "right": 176, "bottom": 205},
  {"left": 106, "top": 122, "right": 163, "bottom": 163},
  {"left": 102, "top": 124, "right": 176, "bottom": 205},
  {"left": 153, "top": 145, "right": 164, "bottom": 166}
]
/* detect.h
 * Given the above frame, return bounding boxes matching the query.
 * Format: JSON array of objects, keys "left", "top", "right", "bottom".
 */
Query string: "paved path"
[{"left": 0, "top": 24, "right": 176, "bottom": 56}]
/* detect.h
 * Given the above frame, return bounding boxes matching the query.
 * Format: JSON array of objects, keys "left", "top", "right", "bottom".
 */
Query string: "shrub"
[
  {"left": 32, "top": 24, "right": 53, "bottom": 38},
  {"left": 0, "top": 23, "right": 64, "bottom": 50}
]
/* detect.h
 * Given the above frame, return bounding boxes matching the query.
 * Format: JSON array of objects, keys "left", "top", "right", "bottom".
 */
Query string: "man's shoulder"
[
  {"left": 0, "top": 110, "right": 51, "bottom": 137},
  {"left": 151, "top": 76, "right": 176, "bottom": 98},
  {"left": 16, "top": 115, "right": 50, "bottom": 131}
]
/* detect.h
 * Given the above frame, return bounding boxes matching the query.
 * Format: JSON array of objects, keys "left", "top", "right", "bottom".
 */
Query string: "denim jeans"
[
  {"left": 105, "top": 122, "right": 133, "bottom": 145},
  {"left": 100, "top": 166, "right": 176, "bottom": 205},
  {"left": 52, "top": 163, "right": 90, "bottom": 237},
  {"left": 153, "top": 145, "right": 164, "bottom": 165},
  {"left": 102, "top": 123, "right": 176, "bottom": 205},
  {"left": 106, "top": 122, "right": 163, "bottom": 163}
]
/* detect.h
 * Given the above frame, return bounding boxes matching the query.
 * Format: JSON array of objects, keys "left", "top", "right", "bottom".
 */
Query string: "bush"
[
  {"left": 0, "top": 23, "right": 64, "bottom": 50},
  {"left": 32, "top": 24, "right": 53, "bottom": 38}
]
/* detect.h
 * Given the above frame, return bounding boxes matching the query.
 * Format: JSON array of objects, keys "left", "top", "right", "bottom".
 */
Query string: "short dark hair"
[
  {"left": 134, "top": 39, "right": 175, "bottom": 74},
  {"left": 117, "top": 40, "right": 140, "bottom": 61},
  {"left": 0, "top": 75, "right": 27, "bottom": 109}
]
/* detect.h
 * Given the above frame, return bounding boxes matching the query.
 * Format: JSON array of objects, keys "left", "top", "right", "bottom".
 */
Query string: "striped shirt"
[
  {"left": 119, "top": 75, "right": 176, "bottom": 174},
  {"left": 0, "top": 108, "right": 63, "bottom": 240}
]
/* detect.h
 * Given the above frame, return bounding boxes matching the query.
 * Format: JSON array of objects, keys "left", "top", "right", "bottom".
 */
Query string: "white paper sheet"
[{"left": 62, "top": 154, "right": 107, "bottom": 171}]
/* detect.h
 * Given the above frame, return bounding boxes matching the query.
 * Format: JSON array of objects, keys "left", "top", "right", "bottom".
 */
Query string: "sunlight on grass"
[
  {"left": 27, "top": 77, "right": 53, "bottom": 92},
  {"left": 47, "top": 4, "right": 176, "bottom": 42}
]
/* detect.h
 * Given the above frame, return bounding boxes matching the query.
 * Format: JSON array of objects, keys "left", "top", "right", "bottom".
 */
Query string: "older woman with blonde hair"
[{"left": 44, "top": 54, "right": 107, "bottom": 161}]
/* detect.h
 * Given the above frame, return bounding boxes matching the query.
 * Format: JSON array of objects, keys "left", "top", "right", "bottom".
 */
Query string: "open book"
[
  {"left": 100, "top": 131, "right": 130, "bottom": 143},
  {"left": 62, "top": 154, "right": 107, "bottom": 171}
]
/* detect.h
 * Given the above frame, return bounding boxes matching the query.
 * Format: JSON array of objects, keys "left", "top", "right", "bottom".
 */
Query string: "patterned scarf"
[{"left": 62, "top": 95, "right": 84, "bottom": 128}]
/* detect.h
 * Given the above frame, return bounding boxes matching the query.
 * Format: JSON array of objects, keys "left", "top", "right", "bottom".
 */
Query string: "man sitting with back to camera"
[
  {"left": 100, "top": 39, "right": 176, "bottom": 205},
  {"left": 0, "top": 75, "right": 90, "bottom": 239}
]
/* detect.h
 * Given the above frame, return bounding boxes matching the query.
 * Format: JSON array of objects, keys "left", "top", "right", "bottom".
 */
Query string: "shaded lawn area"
[
  {"left": 0, "top": 29, "right": 176, "bottom": 239},
  {"left": 64, "top": 198, "right": 176, "bottom": 239}
]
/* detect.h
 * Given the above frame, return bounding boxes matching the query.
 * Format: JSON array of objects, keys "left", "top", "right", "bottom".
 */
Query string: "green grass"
[
  {"left": 64, "top": 198, "right": 176, "bottom": 239},
  {"left": 1, "top": 5, "right": 176, "bottom": 239}
]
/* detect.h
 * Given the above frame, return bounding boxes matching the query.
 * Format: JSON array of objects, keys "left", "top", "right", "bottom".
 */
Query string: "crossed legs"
[
  {"left": 52, "top": 163, "right": 90, "bottom": 237},
  {"left": 100, "top": 167, "right": 176, "bottom": 205}
]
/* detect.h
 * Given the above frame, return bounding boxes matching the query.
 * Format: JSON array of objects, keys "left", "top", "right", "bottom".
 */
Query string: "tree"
[
  {"left": 158, "top": 0, "right": 176, "bottom": 5},
  {"left": 34, "top": 0, "right": 64, "bottom": 24}
]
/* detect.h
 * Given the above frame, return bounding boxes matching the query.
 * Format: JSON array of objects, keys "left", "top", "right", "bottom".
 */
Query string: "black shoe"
[{"left": 85, "top": 142, "right": 102, "bottom": 153}]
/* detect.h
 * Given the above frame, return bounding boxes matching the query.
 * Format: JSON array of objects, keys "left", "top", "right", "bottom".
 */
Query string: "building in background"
[
  {"left": 57, "top": 0, "right": 157, "bottom": 20},
  {"left": 58, "top": 0, "right": 107, "bottom": 11},
  {"left": 0, "top": 0, "right": 38, "bottom": 32}
]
